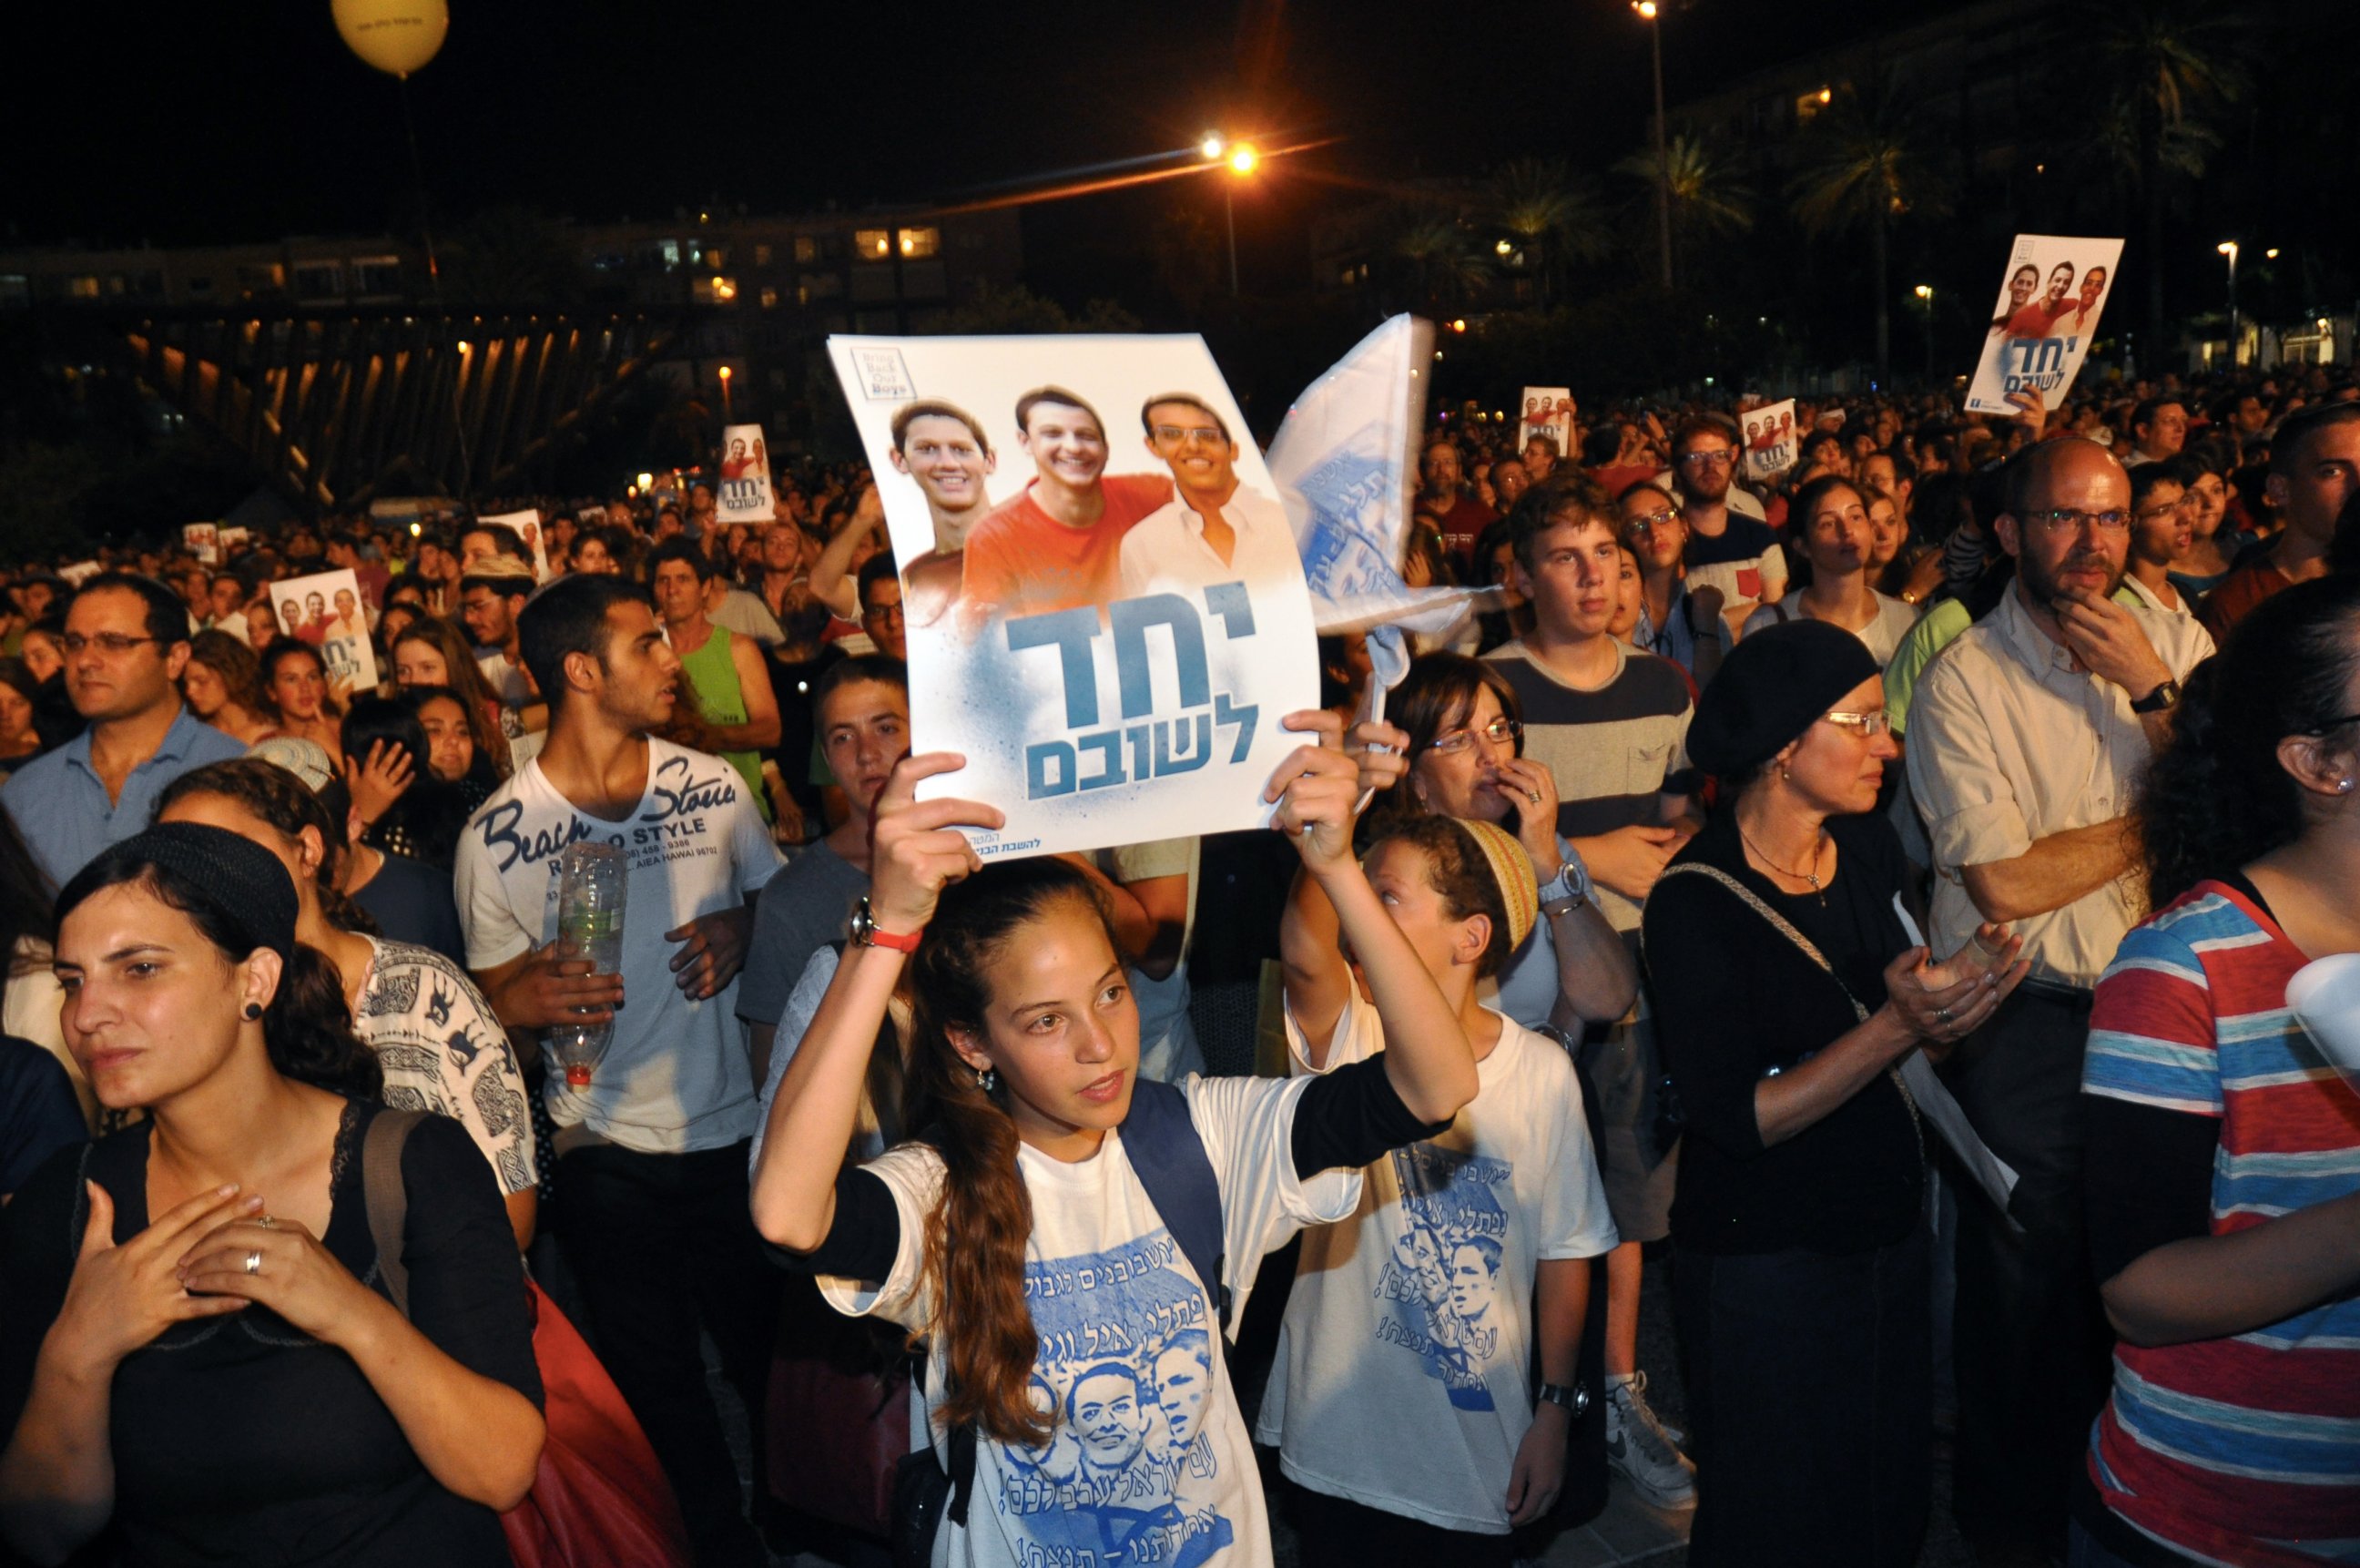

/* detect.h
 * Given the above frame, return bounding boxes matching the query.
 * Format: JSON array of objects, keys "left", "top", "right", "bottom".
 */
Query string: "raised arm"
[
  {"left": 808, "top": 484, "right": 883, "bottom": 621},
  {"left": 1280, "top": 719, "right": 1410, "bottom": 1064},
  {"left": 748, "top": 755, "right": 999, "bottom": 1252}
]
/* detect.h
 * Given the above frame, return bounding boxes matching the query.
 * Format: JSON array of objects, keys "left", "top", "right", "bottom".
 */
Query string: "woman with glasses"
[
  {"left": 1613, "top": 481, "right": 1724, "bottom": 684},
  {"left": 1644, "top": 622, "right": 2027, "bottom": 1567},
  {"left": 1373, "top": 653, "right": 1635, "bottom": 1034}
]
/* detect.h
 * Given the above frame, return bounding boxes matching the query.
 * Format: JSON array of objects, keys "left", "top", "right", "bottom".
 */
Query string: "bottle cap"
[{"left": 566, "top": 1064, "right": 593, "bottom": 1087}]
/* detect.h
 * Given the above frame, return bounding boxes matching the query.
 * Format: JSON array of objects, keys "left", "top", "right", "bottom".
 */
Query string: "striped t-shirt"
[
  {"left": 2081, "top": 883, "right": 2360, "bottom": 1566},
  {"left": 1484, "top": 639, "right": 1697, "bottom": 932}
]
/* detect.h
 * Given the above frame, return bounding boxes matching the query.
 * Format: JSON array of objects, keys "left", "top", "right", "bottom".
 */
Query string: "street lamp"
[
  {"left": 2218, "top": 240, "right": 2239, "bottom": 368},
  {"left": 1205, "top": 136, "right": 1259, "bottom": 296},
  {"left": 717, "top": 363, "right": 733, "bottom": 420},
  {"left": 1633, "top": 0, "right": 1673, "bottom": 290},
  {"left": 1913, "top": 284, "right": 1935, "bottom": 382}
]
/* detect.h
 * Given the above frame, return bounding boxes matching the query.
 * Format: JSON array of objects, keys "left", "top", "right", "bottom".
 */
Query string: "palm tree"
[
  {"left": 1391, "top": 215, "right": 1490, "bottom": 314},
  {"left": 1486, "top": 159, "right": 1609, "bottom": 307},
  {"left": 1789, "top": 79, "right": 1951, "bottom": 382},
  {"left": 2084, "top": 0, "right": 2253, "bottom": 356},
  {"left": 1613, "top": 134, "right": 1755, "bottom": 284}
]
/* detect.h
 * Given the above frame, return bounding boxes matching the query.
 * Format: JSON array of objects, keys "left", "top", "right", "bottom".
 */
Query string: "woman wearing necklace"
[
  {"left": 1741, "top": 475, "right": 1921, "bottom": 665},
  {"left": 1643, "top": 621, "right": 2028, "bottom": 1568}
]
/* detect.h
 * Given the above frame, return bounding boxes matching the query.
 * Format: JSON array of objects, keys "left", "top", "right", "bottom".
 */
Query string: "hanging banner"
[
  {"left": 270, "top": 566, "right": 380, "bottom": 694},
  {"left": 829, "top": 333, "right": 1318, "bottom": 860},
  {"left": 1517, "top": 386, "right": 1574, "bottom": 464},
  {"left": 1964, "top": 234, "right": 2124, "bottom": 415},
  {"left": 717, "top": 423, "right": 776, "bottom": 523},
  {"left": 1742, "top": 399, "right": 1798, "bottom": 484},
  {"left": 480, "top": 508, "right": 552, "bottom": 583}
]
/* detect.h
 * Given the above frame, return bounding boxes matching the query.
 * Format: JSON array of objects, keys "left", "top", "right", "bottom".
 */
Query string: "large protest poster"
[
  {"left": 182, "top": 523, "right": 219, "bottom": 565},
  {"left": 270, "top": 567, "right": 379, "bottom": 694},
  {"left": 1964, "top": 235, "right": 2124, "bottom": 415},
  {"left": 1742, "top": 399, "right": 1798, "bottom": 485},
  {"left": 1516, "top": 386, "right": 1573, "bottom": 464},
  {"left": 717, "top": 424, "right": 776, "bottom": 523},
  {"left": 480, "top": 508, "right": 552, "bottom": 582},
  {"left": 829, "top": 334, "right": 1319, "bottom": 860}
]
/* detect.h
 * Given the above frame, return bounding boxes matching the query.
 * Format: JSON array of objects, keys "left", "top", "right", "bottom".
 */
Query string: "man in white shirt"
[
  {"left": 1905, "top": 437, "right": 2212, "bottom": 1560},
  {"left": 454, "top": 573, "right": 785, "bottom": 1568},
  {"left": 1118, "top": 393, "right": 1297, "bottom": 601}
]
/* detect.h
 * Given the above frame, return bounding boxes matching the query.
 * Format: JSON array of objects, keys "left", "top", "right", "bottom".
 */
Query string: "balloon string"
[{"left": 398, "top": 74, "right": 473, "bottom": 501}]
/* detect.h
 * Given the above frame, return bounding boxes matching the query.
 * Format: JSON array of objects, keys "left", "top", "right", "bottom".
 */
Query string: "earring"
[
  {"left": 2340, "top": 779, "right": 2355, "bottom": 794},
  {"left": 973, "top": 1064, "right": 1000, "bottom": 1094},
  {"left": 242, "top": 1003, "right": 262, "bottom": 1021}
]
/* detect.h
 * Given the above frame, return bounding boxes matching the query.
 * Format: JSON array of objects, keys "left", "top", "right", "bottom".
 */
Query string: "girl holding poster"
[{"left": 750, "top": 719, "right": 1480, "bottom": 1568}]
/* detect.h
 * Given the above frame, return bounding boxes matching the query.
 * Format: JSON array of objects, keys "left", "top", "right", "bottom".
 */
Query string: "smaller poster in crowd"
[
  {"left": 57, "top": 561, "right": 102, "bottom": 587},
  {"left": 480, "top": 509, "right": 552, "bottom": 582},
  {"left": 717, "top": 423, "right": 775, "bottom": 523},
  {"left": 1517, "top": 387, "right": 1574, "bottom": 463},
  {"left": 1964, "top": 234, "right": 2124, "bottom": 415},
  {"left": 270, "top": 567, "right": 379, "bottom": 694},
  {"left": 182, "top": 523, "right": 219, "bottom": 565},
  {"left": 220, "top": 525, "right": 250, "bottom": 553},
  {"left": 1742, "top": 399, "right": 1798, "bottom": 484}
]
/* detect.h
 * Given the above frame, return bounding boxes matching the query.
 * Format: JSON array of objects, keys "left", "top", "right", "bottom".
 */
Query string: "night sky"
[{"left": 13, "top": 0, "right": 1982, "bottom": 263}]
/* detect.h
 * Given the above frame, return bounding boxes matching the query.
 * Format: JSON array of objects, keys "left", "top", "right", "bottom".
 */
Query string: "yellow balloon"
[{"left": 331, "top": 0, "right": 449, "bottom": 78}]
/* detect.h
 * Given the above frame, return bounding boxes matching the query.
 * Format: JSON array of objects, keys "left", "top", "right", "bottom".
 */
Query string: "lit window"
[
  {"left": 794, "top": 236, "right": 819, "bottom": 264},
  {"left": 753, "top": 244, "right": 772, "bottom": 267},
  {"left": 897, "top": 227, "right": 940, "bottom": 260},
  {"left": 759, "top": 286, "right": 779, "bottom": 309},
  {"left": 707, "top": 247, "right": 727, "bottom": 270},
  {"left": 854, "top": 229, "right": 892, "bottom": 260},
  {"left": 67, "top": 276, "right": 100, "bottom": 299}
]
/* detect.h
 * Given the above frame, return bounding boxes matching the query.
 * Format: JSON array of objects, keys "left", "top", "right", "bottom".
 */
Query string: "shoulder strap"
[
  {"left": 1653, "top": 862, "right": 1867, "bottom": 1023},
  {"left": 1119, "top": 1077, "right": 1232, "bottom": 1339},
  {"left": 361, "top": 1107, "right": 429, "bottom": 1318}
]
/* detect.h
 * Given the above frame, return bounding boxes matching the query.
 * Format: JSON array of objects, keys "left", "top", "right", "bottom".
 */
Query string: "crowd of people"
[{"left": 0, "top": 359, "right": 2353, "bottom": 1568}]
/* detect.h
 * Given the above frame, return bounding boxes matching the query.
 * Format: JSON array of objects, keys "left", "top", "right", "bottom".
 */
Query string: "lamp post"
[
  {"left": 1633, "top": 0, "right": 1673, "bottom": 290},
  {"left": 2217, "top": 240, "right": 2240, "bottom": 368},
  {"left": 1913, "top": 284, "right": 1935, "bottom": 382},
  {"left": 1202, "top": 138, "right": 1259, "bottom": 297},
  {"left": 718, "top": 363, "right": 733, "bottom": 421}
]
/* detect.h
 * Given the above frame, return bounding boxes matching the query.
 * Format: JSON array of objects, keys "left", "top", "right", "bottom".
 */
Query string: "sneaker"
[{"left": 1605, "top": 1372, "right": 1696, "bottom": 1508}]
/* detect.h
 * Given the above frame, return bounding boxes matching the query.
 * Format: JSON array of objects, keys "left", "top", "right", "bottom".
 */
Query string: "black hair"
[
  {"left": 2271, "top": 402, "right": 2360, "bottom": 479},
  {"left": 462, "top": 521, "right": 531, "bottom": 563},
  {"left": 646, "top": 535, "right": 717, "bottom": 583},
  {"left": 2126, "top": 462, "right": 2186, "bottom": 512},
  {"left": 2137, "top": 574, "right": 2360, "bottom": 910},
  {"left": 2130, "top": 396, "right": 2185, "bottom": 437},
  {"left": 1580, "top": 425, "right": 1622, "bottom": 466},
  {"left": 0, "top": 808, "right": 55, "bottom": 984},
  {"left": 153, "top": 758, "right": 383, "bottom": 938},
  {"left": 55, "top": 837, "right": 381, "bottom": 1100},
  {"left": 814, "top": 652, "right": 910, "bottom": 713},
  {"left": 518, "top": 573, "right": 652, "bottom": 714},
  {"left": 70, "top": 572, "right": 191, "bottom": 648},
  {"left": 855, "top": 553, "right": 900, "bottom": 611},
  {"left": 341, "top": 693, "right": 475, "bottom": 867}
]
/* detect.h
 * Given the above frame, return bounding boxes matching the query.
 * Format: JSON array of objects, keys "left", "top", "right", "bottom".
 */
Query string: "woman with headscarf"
[{"left": 1642, "top": 621, "right": 2028, "bottom": 1567}]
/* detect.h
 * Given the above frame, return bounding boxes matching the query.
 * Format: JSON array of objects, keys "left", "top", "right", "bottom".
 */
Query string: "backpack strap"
[
  {"left": 360, "top": 1107, "right": 429, "bottom": 1318},
  {"left": 1119, "top": 1077, "right": 1231, "bottom": 1338}
]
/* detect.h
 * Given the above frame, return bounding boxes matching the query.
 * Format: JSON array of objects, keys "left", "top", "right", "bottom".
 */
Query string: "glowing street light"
[
  {"left": 1632, "top": 0, "right": 1672, "bottom": 288},
  {"left": 1200, "top": 134, "right": 1225, "bottom": 159},
  {"left": 717, "top": 363, "right": 734, "bottom": 418},
  {"left": 2219, "top": 240, "right": 2241, "bottom": 367},
  {"left": 1913, "top": 284, "right": 1935, "bottom": 379},
  {"left": 1206, "top": 135, "right": 1261, "bottom": 296},
  {"left": 1228, "top": 144, "right": 1258, "bottom": 176}
]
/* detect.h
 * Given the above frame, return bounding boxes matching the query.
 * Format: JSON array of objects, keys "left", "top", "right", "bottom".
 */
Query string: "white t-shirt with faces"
[
  {"left": 1256, "top": 988, "right": 1618, "bottom": 1534},
  {"left": 454, "top": 738, "right": 783, "bottom": 1154},
  {"left": 820, "top": 1073, "right": 1360, "bottom": 1568}
]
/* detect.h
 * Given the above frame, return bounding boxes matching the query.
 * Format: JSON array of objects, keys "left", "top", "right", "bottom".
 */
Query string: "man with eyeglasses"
[
  {"left": 854, "top": 555, "right": 906, "bottom": 662},
  {"left": 2198, "top": 402, "right": 2360, "bottom": 643},
  {"left": 2, "top": 572, "right": 246, "bottom": 886},
  {"left": 1118, "top": 393, "right": 1292, "bottom": 600},
  {"left": 2118, "top": 396, "right": 2190, "bottom": 470},
  {"left": 1615, "top": 479, "right": 1724, "bottom": 684},
  {"left": 2113, "top": 463, "right": 2194, "bottom": 616},
  {"left": 1669, "top": 418, "right": 1785, "bottom": 643},
  {"left": 1905, "top": 437, "right": 2212, "bottom": 1562}
]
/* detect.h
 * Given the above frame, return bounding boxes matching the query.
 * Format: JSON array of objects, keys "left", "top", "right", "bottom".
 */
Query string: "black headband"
[{"left": 58, "top": 821, "right": 299, "bottom": 970}]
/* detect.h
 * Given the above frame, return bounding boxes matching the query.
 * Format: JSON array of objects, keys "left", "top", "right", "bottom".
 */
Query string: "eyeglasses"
[
  {"left": 1822, "top": 708, "right": 1894, "bottom": 738},
  {"left": 1679, "top": 450, "right": 1735, "bottom": 469},
  {"left": 2021, "top": 508, "right": 2131, "bottom": 535},
  {"left": 1427, "top": 716, "right": 1522, "bottom": 756},
  {"left": 1151, "top": 425, "right": 1229, "bottom": 447},
  {"left": 2133, "top": 501, "right": 2186, "bottom": 524},
  {"left": 863, "top": 600, "right": 905, "bottom": 623},
  {"left": 61, "top": 633, "right": 165, "bottom": 657},
  {"left": 1622, "top": 508, "right": 1678, "bottom": 535}
]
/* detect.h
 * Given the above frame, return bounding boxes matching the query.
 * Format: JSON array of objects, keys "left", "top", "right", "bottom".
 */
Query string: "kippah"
[{"left": 1451, "top": 817, "right": 1538, "bottom": 952}]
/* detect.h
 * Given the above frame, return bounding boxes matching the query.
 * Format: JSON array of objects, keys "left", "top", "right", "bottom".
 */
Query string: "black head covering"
[
  {"left": 1685, "top": 619, "right": 1882, "bottom": 776},
  {"left": 56, "top": 821, "right": 299, "bottom": 967}
]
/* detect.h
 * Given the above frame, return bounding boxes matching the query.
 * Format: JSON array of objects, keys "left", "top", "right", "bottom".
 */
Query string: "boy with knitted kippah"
[{"left": 1257, "top": 805, "right": 1616, "bottom": 1565}]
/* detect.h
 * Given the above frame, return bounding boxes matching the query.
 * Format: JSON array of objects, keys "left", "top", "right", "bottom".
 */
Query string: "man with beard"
[
  {"left": 1414, "top": 437, "right": 1497, "bottom": 570},
  {"left": 958, "top": 386, "right": 1174, "bottom": 625},
  {"left": 1905, "top": 438, "right": 2212, "bottom": 1563},
  {"left": 1670, "top": 418, "right": 1785, "bottom": 639},
  {"left": 881, "top": 400, "right": 997, "bottom": 627}
]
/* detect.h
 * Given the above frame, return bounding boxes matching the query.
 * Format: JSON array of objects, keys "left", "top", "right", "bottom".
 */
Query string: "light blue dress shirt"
[{"left": 2, "top": 706, "right": 250, "bottom": 888}]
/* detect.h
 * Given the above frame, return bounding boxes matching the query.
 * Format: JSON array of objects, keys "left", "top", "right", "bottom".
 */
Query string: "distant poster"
[
  {"left": 1742, "top": 399, "right": 1798, "bottom": 484},
  {"left": 270, "top": 567, "right": 379, "bottom": 694},
  {"left": 182, "top": 523, "right": 219, "bottom": 565},
  {"left": 481, "top": 508, "right": 551, "bottom": 583},
  {"left": 717, "top": 423, "right": 775, "bottom": 523},
  {"left": 1964, "top": 234, "right": 2123, "bottom": 415},
  {"left": 219, "top": 526, "right": 250, "bottom": 554},
  {"left": 828, "top": 333, "right": 1319, "bottom": 860},
  {"left": 1517, "top": 386, "right": 1574, "bottom": 465},
  {"left": 57, "top": 561, "right": 101, "bottom": 587}
]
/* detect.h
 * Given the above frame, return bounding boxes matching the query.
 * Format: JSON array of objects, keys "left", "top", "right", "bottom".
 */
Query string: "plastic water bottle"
[{"left": 552, "top": 841, "right": 628, "bottom": 1089}]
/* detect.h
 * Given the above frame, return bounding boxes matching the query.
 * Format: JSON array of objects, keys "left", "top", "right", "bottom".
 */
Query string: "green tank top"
[{"left": 676, "top": 623, "right": 769, "bottom": 819}]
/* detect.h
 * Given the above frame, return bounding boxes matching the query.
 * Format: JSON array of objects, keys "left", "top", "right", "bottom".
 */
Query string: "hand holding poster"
[
  {"left": 270, "top": 567, "right": 379, "bottom": 696},
  {"left": 717, "top": 424, "right": 776, "bottom": 523},
  {"left": 1964, "top": 235, "right": 2124, "bottom": 415},
  {"left": 1517, "top": 386, "right": 1574, "bottom": 465},
  {"left": 829, "top": 334, "right": 1318, "bottom": 860},
  {"left": 1741, "top": 399, "right": 1798, "bottom": 485}
]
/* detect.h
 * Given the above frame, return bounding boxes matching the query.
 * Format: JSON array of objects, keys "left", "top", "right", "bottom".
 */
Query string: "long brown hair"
[
  {"left": 900, "top": 857, "right": 1120, "bottom": 1446},
  {"left": 391, "top": 616, "right": 513, "bottom": 780},
  {"left": 186, "top": 628, "right": 272, "bottom": 719},
  {"left": 154, "top": 759, "right": 382, "bottom": 940}
]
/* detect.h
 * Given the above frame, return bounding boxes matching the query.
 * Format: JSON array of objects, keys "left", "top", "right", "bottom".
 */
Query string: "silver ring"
[
  {"left": 1934, "top": 1007, "right": 1953, "bottom": 1025},
  {"left": 243, "top": 1249, "right": 263, "bottom": 1277}
]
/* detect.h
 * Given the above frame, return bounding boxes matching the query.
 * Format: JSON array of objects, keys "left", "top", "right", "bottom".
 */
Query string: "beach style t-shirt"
[
  {"left": 819, "top": 1073, "right": 1360, "bottom": 1568},
  {"left": 1257, "top": 989, "right": 1617, "bottom": 1533},
  {"left": 453, "top": 738, "right": 783, "bottom": 1154}
]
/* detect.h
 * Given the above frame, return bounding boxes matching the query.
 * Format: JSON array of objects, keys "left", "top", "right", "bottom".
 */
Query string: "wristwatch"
[
  {"left": 1537, "top": 1380, "right": 1590, "bottom": 1416},
  {"left": 1539, "top": 856, "right": 1593, "bottom": 920},
  {"left": 849, "top": 896, "right": 921, "bottom": 953},
  {"left": 2130, "top": 678, "right": 2182, "bottom": 715}
]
